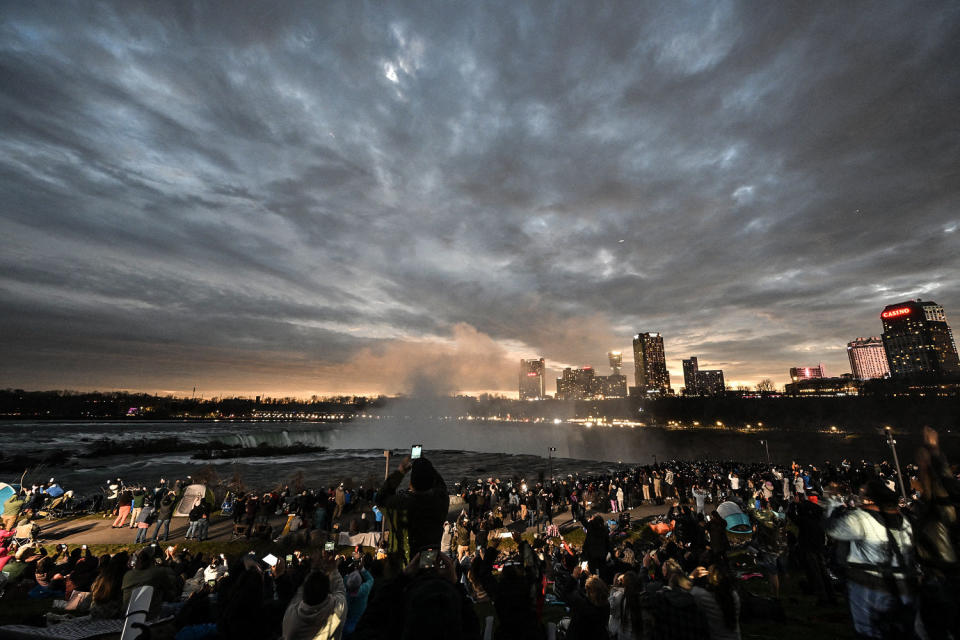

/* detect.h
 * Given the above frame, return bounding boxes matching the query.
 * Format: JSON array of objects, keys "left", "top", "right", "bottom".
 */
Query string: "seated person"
[{"left": 121, "top": 548, "right": 179, "bottom": 615}]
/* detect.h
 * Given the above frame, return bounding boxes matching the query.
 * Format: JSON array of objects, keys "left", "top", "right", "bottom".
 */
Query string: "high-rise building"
[
  {"left": 789, "top": 365, "right": 826, "bottom": 383},
  {"left": 697, "top": 369, "right": 726, "bottom": 396},
  {"left": 881, "top": 299, "right": 960, "bottom": 377},
  {"left": 847, "top": 337, "right": 889, "bottom": 380},
  {"left": 556, "top": 367, "right": 597, "bottom": 400},
  {"left": 592, "top": 350, "right": 627, "bottom": 397},
  {"left": 608, "top": 351, "right": 623, "bottom": 376},
  {"left": 682, "top": 356, "right": 725, "bottom": 396},
  {"left": 633, "top": 332, "right": 671, "bottom": 395},
  {"left": 519, "top": 358, "right": 546, "bottom": 400},
  {"left": 598, "top": 374, "right": 627, "bottom": 398},
  {"left": 682, "top": 357, "right": 699, "bottom": 395}
]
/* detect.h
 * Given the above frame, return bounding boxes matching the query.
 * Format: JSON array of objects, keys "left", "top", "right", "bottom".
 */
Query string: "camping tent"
[
  {"left": 174, "top": 484, "right": 215, "bottom": 517},
  {"left": 0, "top": 483, "right": 15, "bottom": 508},
  {"left": 716, "top": 501, "right": 752, "bottom": 534}
]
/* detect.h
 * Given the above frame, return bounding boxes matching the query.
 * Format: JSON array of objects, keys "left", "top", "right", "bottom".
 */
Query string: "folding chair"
[{"left": 121, "top": 585, "right": 153, "bottom": 640}]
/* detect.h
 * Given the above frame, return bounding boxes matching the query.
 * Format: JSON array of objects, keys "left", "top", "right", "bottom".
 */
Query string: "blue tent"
[{"left": 0, "top": 483, "right": 17, "bottom": 507}]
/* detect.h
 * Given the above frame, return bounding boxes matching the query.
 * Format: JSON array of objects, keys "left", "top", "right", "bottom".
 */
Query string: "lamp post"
[
  {"left": 381, "top": 450, "right": 390, "bottom": 536},
  {"left": 884, "top": 427, "right": 909, "bottom": 504},
  {"left": 759, "top": 439, "right": 770, "bottom": 466},
  {"left": 548, "top": 447, "right": 557, "bottom": 484}
]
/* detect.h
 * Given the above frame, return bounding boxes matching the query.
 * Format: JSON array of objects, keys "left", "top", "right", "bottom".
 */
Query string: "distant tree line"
[{"left": 0, "top": 389, "right": 380, "bottom": 419}]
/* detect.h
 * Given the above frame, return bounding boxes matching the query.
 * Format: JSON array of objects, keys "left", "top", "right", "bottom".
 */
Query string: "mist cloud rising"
[{"left": 1, "top": 2, "right": 959, "bottom": 395}]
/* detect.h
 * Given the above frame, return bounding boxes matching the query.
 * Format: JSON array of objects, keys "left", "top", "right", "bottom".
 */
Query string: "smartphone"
[
  {"left": 420, "top": 549, "right": 438, "bottom": 569},
  {"left": 286, "top": 554, "right": 293, "bottom": 563},
  {"left": 82, "top": 544, "right": 87, "bottom": 550},
  {"left": 580, "top": 561, "right": 589, "bottom": 571},
  {"left": 411, "top": 444, "right": 422, "bottom": 459},
  {"left": 324, "top": 541, "right": 336, "bottom": 552},
  {"left": 262, "top": 553, "right": 279, "bottom": 567}
]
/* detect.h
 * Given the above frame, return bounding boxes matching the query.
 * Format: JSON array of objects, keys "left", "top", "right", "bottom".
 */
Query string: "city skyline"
[{"left": 1, "top": 3, "right": 959, "bottom": 398}]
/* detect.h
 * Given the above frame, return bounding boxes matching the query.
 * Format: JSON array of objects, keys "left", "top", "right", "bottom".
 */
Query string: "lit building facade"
[
  {"left": 785, "top": 376, "right": 859, "bottom": 396},
  {"left": 847, "top": 337, "right": 889, "bottom": 380},
  {"left": 519, "top": 358, "right": 546, "bottom": 400},
  {"left": 556, "top": 367, "right": 597, "bottom": 400},
  {"left": 789, "top": 364, "right": 826, "bottom": 383},
  {"left": 881, "top": 299, "right": 960, "bottom": 377},
  {"left": 682, "top": 356, "right": 724, "bottom": 395},
  {"left": 633, "top": 332, "right": 671, "bottom": 395},
  {"left": 597, "top": 374, "right": 627, "bottom": 398},
  {"left": 608, "top": 351, "right": 623, "bottom": 375},
  {"left": 682, "top": 357, "right": 698, "bottom": 395},
  {"left": 697, "top": 369, "right": 726, "bottom": 396}
]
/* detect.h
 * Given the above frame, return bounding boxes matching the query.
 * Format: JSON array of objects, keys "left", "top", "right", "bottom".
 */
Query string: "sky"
[{"left": 1, "top": 2, "right": 959, "bottom": 398}]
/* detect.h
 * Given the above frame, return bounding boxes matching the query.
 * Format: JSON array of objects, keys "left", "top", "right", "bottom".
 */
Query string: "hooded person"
[
  {"left": 344, "top": 566, "right": 375, "bottom": 636},
  {"left": 281, "top": 566, "right": 347, "bottom": 640},
  {"left": 376, "top": 456, "right": 449, "bottom": 571}
]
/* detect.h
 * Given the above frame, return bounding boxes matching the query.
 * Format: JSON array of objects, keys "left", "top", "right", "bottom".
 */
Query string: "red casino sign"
[{"left": 881, "top": 307, "right": 912, "bottom": 319}]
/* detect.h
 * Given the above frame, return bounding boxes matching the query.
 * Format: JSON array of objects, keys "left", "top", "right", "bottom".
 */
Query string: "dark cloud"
[{"left": 1, "top": 2, "right": 958, "bottom": 395}]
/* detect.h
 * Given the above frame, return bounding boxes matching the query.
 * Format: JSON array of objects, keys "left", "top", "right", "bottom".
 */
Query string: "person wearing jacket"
[
  {"left": 377, "top": 456, "right": 449, "bottom": 572},
  {"left": 185, "top": 499, "right": 205, "bottom": 540},
  {"left": 128, "top": 487, "right": 145, "bottom": 528},
  {"left": 562, "top": 570, "right": 610, "bottom": 640},
  {"left": 344, "top": 565, "right": 375, "bottom": 637},
  {"left": 913, "top": 426, "right": 960, "bottom": 638},
  {"left": 111, "top": 489, "right": 132, "bottom": 528},
  {"left": 2, "top": 492, "right": 26, "bottom": 532},
  {"left": 134, "top": 503, "right": 155, "bottom": 543},
  {"left": 582, "top": 514, "right": 610, "bottom": 575},
  {"left": 195, "top": 501, "right": 210, "bottom": 541},
  {"left": 152, "top": 491, "right": 177, "bottom": 542},
  {"left": 824, "top": 478, "right": 915, "bottom": 639},
  {"left": 281, "top": 563, "right": 347, "bottom": 640}
]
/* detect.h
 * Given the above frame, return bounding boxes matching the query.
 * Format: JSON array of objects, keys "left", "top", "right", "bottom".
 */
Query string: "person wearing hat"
[
  {"left": 376, "top": 455, "right": 449, "bottom": 572},
  {"left": 343, "top": 562, "right": 374, "bottom": 636},
  {"left": 824, "top": 479, "right": 916, "bottom": 639}
]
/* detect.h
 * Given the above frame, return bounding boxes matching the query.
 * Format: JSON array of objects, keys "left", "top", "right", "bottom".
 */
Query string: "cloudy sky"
[{"left": 1, "top": 2, "right": 958, "bottom": 397}]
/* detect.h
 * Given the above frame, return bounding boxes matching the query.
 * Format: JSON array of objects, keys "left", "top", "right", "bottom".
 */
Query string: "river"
[{"left": 1, "top": 418, "right": 955, "bottom": 495}]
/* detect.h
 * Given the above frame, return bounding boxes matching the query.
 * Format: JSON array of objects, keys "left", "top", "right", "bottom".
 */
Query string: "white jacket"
[
  {"left": 823, "top": 499, "right": 914, "bottom": 583},
  {"left": 281, "top": 571, "right": 347, "bottom": 640}
]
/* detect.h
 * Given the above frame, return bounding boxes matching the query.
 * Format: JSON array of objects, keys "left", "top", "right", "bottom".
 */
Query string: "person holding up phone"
[
  {"left": 343, "top": 555, "right": 375, "bottom": 636},
  {"left": 375, "top": 448, "right": 450, "bottom": 573},
  {"left": 280, "top": 550, "right": 346, "bottom": 640}
]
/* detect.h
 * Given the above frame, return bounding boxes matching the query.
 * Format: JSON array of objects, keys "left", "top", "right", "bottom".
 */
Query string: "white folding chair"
[
  {"left": 121, "top": 585, "right": 154, "bottom": 640},
  {"left": 482, "top": 615, "right": 494, "bottom": 640}
]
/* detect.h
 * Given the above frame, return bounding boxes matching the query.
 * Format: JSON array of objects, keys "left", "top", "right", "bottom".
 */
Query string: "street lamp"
[
  {"left": 884, "top": 427, "right": 909, "bottom": 504},
  {"left": 759, "top": 439, "right": 770, "bottom": 465},
  {"left": 548, "top": 447, "right": 557, "bottom": 484}
]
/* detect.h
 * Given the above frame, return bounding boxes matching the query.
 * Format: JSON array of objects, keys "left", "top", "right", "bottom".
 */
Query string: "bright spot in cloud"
[
  {"left": 384, "top": 62, "right": 399, "bottom": 83},
  {"left": 732, "top": 185, "right": 755, "bottom": 204}
]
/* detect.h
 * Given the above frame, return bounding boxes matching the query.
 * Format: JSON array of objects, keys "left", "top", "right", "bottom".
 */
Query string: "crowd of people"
[{"left": 0, "top": 426, "right": 957, "bottom": 639}]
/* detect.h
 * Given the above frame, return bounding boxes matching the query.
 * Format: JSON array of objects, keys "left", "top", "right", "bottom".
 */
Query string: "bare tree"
[{"left": 756, "top": 378, "right": 776, "bottom": 393}]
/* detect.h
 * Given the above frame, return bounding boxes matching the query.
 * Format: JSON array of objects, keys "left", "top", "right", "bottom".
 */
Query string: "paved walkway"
[
  {"left": 34, "top": 513, "right": 290, "bottom": 545},
  {"left": 30, "top": 500, "right": 672, "bottom": 546}
]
